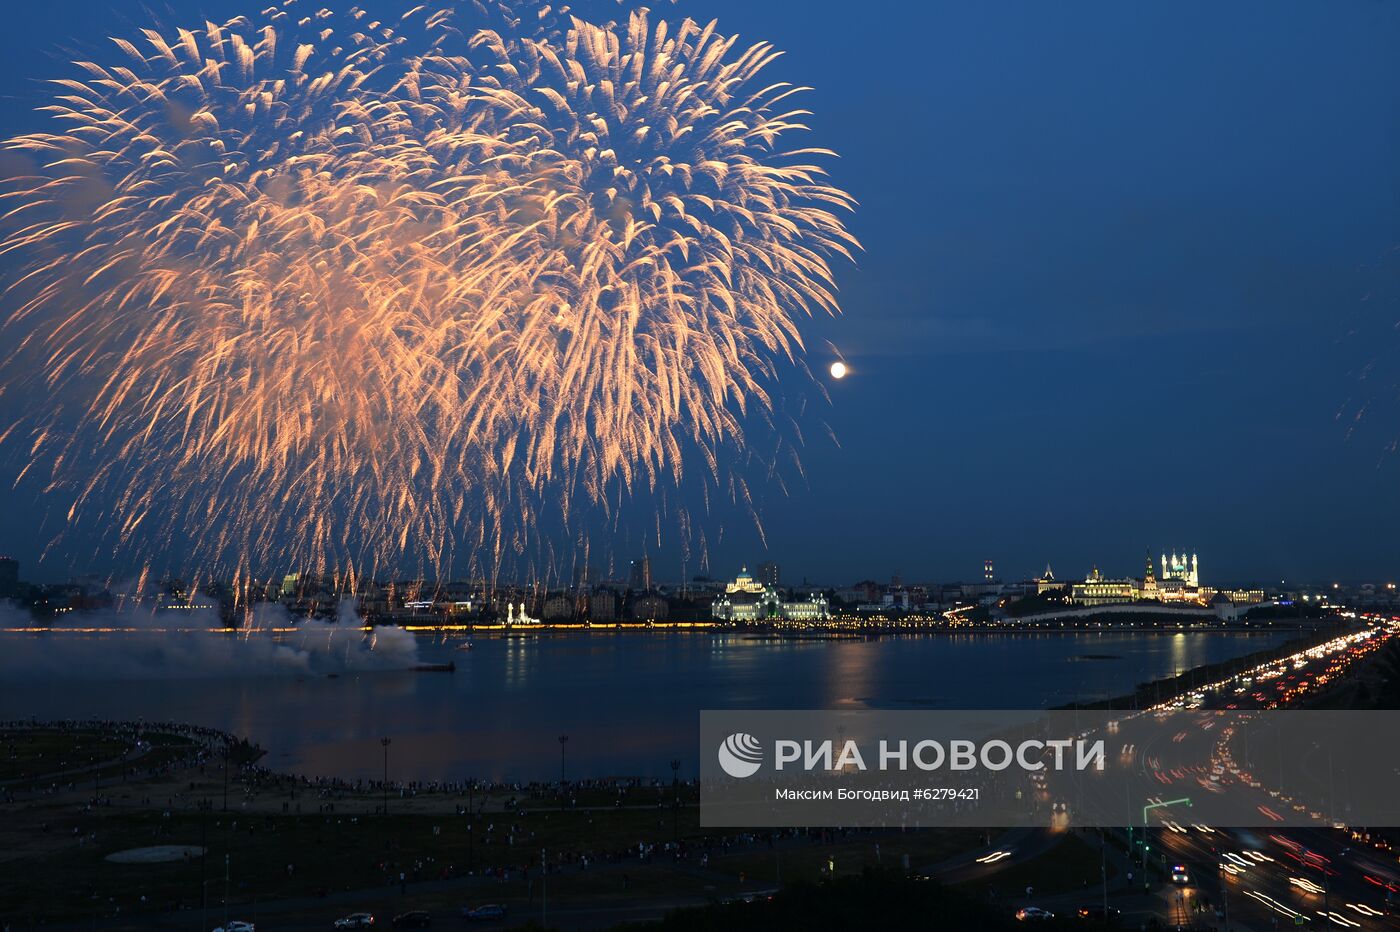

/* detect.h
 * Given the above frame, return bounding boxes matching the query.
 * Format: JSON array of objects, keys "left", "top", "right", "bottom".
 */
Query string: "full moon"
[{"left": 830, "top": 361, "right": 849, "bottom": 380}]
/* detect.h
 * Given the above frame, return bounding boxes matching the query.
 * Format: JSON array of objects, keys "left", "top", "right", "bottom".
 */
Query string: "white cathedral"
[{"left": 711, "top": 567, "right": 830, "bottom": 623}]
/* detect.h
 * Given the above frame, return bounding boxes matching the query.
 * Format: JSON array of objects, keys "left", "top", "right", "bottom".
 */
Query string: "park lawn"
[
  {"left": 0, "top": 729, "right": 133, "bottom": 782},
  {"left": 0, "top": 800, "right": 715, "bottom": 922}
]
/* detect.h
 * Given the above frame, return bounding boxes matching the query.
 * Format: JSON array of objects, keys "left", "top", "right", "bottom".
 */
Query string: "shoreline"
[
  {"left": 1054, "top": 623, "right": 1339, "bottom": 710},
  {"left": 0, "top": 617, "right": 1335, "bottom": 636}
]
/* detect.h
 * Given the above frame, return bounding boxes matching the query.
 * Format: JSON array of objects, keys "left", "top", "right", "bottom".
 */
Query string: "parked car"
[
  {"left": 1016, "top": 906, "right": 1054, "bottom": 921},
  {"left": 1077, "top": 904, "right": 1121, "bottom": 921},
  {"left": 334, "top": 914, "right": 376, "bottom": 929},
  {"left": 461, "top": 904, "right": 508, "bottom": 920},
  {"left": 391, "top": 911, "right": 432, "bottom": 928}
]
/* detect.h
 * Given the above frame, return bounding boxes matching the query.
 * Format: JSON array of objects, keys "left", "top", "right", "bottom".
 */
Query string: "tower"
[
  {"left": 629, "top": 556, "right": 652, "bottom": 592},
  {"left": 1138, "top": 549, "right": 1161, "bottom": 601},
  {"left": 984, "top": 559, "right": 995, "bottom": 583},
  {"left": 0, "top": 557, "right": 17, "bottom": 600}
]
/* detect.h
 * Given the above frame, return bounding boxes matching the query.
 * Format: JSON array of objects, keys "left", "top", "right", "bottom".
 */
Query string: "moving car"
[
  {"left": 1171, "top": 864, "right": 1190, "bottom": 884},
  {"left": 334, "top": 914, "right": 376, "bottom": 929},
  {"left": 461, "top": 904, "right": 508, "bottom": 921},
  {"left": 1015, "top": 906, "right": 1054, "bottom": 921},
  {"left": 213, "top": 924, "right": 256, "bottom": 932},
  {"left": 391, "top": 912, "right": 432, "bottom": 928}
]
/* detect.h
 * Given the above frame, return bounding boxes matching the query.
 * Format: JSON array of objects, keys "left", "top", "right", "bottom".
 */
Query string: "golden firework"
[{"left": 0, "top": 1, "right": 856, "bottom": 584}]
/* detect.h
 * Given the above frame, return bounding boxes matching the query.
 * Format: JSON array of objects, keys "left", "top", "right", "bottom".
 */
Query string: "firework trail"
[{"left": 0, "top": 0, "right": 856, "bottom": 584}]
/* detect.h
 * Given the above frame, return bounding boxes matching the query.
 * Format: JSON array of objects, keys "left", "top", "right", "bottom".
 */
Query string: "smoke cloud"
[{"left": 0, "top": 599, "right": 419, "bottom": 680}]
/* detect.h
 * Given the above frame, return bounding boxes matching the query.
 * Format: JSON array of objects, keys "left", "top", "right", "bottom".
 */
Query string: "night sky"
[{"left": 1, "top": 1, "right": 1398, "bottom": 585}]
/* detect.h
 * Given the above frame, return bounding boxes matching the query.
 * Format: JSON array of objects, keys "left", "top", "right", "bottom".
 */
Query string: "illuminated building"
[
  {"left": 505, "top": 602, "right": 539, "bottom": 625},
  {"left": 1036, "top": 564, "right": 1061, "bottom": 595},
  {"left": 1071, "top": 566, "right": 1139, "bottom": 606},
  {"left": 1138, "top": 552, "right": 1160, "bottom": 601},
  {"left": 1161, "top": 551, "right": 1200, "bottom": 587},
  {"left": 1070, "top": 549, "right": 1215, "bottom": 606},
  {"left": 711, "top": 566, "right": 830, "bottom": 623}
]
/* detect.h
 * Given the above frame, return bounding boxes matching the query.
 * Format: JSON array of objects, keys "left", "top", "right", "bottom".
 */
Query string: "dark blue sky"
[{"left": 1, "top": 1, "right": 1398, "bottom": 585}]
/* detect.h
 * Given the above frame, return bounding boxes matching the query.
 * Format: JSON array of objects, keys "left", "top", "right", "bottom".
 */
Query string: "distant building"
[
  {"left": 836, "top": 582, "right": 878, "bottom": 605},
  {"left": 756, "top": 561, "right": 781, "bottom": 588},
  {"left": 984, "top": 559, "right": 995, "bottom": 583},
  {"left": 589, "top": 589, "right": 618, "bottom": 622},
  {"left": 1138, "top": 553, "right": 1160, "bottom": 601},
  {"left": 631, "top": 593, "right": 669, "bottom": 620},
  {"left": 629, "top": 556, "right": 652, "bottom": 592},
  {"left": 0, "top": 557, "right": 18, "bottom": 600},
  {"left": 1161, "top": 551, "right": 1200, "bottom": 587},
  {"left": 542, "top": 595, "right": 574, "bottom": 620},
  {"left": 1071, "top": 566, "right": 1139, "bottom": 606},
  {"left": 1070, "top": 549, "right": 1215, "bottom": 607},
  {"left": 1035, "top": 564, "right": 1062, "bottom": 596},
  {"left": 711, "top": 566, "right": 829, "bottom": 623},
  {"left": 1211, "top": 592, "right": 1242, "bottom": 622}
]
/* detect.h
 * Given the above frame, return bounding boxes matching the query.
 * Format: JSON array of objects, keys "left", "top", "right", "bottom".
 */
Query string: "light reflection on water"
[{"left": 0, "top": 629, "right": 1289, "bottom": 782}]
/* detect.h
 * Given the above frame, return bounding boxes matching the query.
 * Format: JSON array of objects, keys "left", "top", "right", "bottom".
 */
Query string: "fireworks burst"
[{"left": 0, "top": 1, "right": 856, "bottom": 583}]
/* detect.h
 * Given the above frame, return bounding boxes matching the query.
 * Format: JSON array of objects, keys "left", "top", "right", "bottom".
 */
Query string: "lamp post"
[
  {"left": 223, "top": 852, "right": 230, "bottom": 929},
  {"left": 670, "top": 759, "right": 681, "bottom": 843},
  {"left": 381, "top": 737, "right": 392, "bottom": 815},
  {"left": 558, "top": 735, "right": 569, "bottom": 809},
  {"left": 200, "top": 799, "right": 209, "bottom": 930},
  {"left": 1141, "top": 798, "right": 1191, "bottom": 890}
]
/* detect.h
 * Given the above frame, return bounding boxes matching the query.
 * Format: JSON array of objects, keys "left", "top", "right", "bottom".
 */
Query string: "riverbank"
[{"left": 1054, "top": 622, "right": 1347, "bottom": 710}]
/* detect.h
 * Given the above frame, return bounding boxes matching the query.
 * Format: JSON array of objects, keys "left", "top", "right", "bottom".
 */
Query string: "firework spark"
[{"left": 0, "top": 1, "right": 856, "bottom": 583}]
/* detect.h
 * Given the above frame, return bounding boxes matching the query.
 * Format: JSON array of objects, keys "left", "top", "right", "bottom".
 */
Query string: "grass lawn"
[{"left": 0, "top": 730, "right": 133, "bottom": 782}]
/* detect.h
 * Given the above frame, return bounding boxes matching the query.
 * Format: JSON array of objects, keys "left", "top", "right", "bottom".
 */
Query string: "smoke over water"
[{"left": 0, "top": 600, "right": 419, "bottom": 680}]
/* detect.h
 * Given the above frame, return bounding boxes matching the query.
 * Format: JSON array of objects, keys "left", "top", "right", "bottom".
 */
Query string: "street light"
[
  {"left": 558, "top": 735, "right": 569, "bottom": 809},
  {"left": 381, "top": 737, "right": 392, "bottom": 815},
  {"left": 670, "top": 759, "right": 681, "bottom": 843}
]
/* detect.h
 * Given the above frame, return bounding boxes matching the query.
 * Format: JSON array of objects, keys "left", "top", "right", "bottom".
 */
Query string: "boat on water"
[
  {"left": 412, "top": 661, "right": 456, "bottom": 673},
  {"left": 455, "top": 641, "right": 474, "bottom": 652}
]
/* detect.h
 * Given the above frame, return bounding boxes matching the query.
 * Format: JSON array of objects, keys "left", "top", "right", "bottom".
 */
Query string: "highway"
[{"left": 1048, "top": 620, "right": 1400, "bottom": 929}]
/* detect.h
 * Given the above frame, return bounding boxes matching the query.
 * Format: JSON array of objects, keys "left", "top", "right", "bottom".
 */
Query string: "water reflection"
[{"left": 0, "top": 629, "right": 1290, "bottom": 782}]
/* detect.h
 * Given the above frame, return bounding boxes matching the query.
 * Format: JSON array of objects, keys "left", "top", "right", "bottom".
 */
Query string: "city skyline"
[
  {"left": 0, "top": 546, "right": 1389, "bottom": 592},
  {"left": 1, "top": 0, "right": 1398, "bottom": 584}
]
